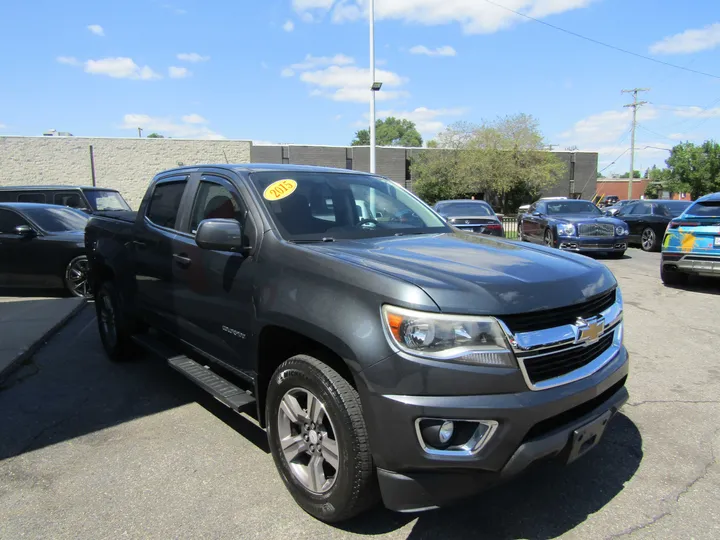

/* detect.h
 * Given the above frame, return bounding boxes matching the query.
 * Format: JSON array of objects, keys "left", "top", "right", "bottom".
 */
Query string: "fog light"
[{"left": 439, "top": 421, "right": 454, "bottom": 444}]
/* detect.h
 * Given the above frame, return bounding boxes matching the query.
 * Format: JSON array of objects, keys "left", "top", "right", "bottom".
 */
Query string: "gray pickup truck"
[{"left": 85, "top": 164, "right": 629, "bottom": 522}]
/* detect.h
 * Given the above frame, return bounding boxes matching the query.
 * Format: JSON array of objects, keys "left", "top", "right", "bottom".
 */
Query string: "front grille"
[
  {"left": 579, "top": 223, "right": 615, "bottom": 237},
  {"left": 521, "top": 332, "right": 615, "bottom": 384},
  {"left": 500, "top": 289, "right": 616, "bottom": 334}
]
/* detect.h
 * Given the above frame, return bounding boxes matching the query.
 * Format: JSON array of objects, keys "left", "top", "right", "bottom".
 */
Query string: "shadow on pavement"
[
  {"left": 0, "top": 308, "right": 268, "bottom": 460},
  {"left": 0, "top": 287, "right": 68, "bottom": 298},
  {"left": 665, "top": 275, "right": 720, "bottom": 296},
  {"left": 340, "top": 413, "right": 642, "bottom": 538}
]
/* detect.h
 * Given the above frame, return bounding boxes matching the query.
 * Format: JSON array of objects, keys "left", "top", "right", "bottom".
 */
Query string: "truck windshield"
[
  {"left": 23, "top": 207, "right": 88, "bottom": 233},
  {"left": 249, "top": 171, "right": 449, "bottom": 241},
  {"left": 84, "top": 190, "right": 131, "bottom": 211}
]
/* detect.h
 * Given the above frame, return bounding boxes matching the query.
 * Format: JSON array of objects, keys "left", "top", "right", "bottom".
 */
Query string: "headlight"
[
  {"left": 557, "top": 223, "right": 576, "bottom": 236},
  {"left": 381, "top": 305, "right": 517, "bottom": 367},
  {"left": 615, "top": 226, "right": 629, "bottom": 236}
]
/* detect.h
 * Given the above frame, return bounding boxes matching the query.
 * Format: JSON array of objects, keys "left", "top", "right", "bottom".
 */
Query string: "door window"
[
  {"left": 54, "top": 192, "right": 84, "bottom": 209},
  {"left": 189, "top": 180, "right": 242, "bottom": 233},
  {"left": 629, "top": 202, "right": 651, "bottom": 215},
  {"left": 146, "top": 180, "right": 187, "bottom": 229},
  {"left": 17, "top": 193, "right": 46, "bottom": 203},
  {"left": 0, "top": 209, "right": 30, "bottom": 233}
]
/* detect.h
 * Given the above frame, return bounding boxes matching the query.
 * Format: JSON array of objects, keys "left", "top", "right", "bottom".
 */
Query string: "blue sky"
[{"left": 1, "top": 0, "right": 719, "bottom": 174}]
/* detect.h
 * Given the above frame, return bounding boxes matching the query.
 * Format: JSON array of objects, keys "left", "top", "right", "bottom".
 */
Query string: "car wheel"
[
  {"left": 544, "top": 228, "right": 555, "bottom": 248},
  {"left": 95, "top": 281, "right": 137, "bottom": 361},
  {"left": 661, "top": 265, "right": 688, "bottom": 287},
  {"left": 608, "top": 251, "right": 626, "bottom": 259},
  {"left": 641, "top": 227, "right": 658, "bottom": 252},
  {"left": 266, "top": 355, "right": 379, "bottom": 523},
  {"left": 64, "top": 255, "right": 92, "bottom": 298}
]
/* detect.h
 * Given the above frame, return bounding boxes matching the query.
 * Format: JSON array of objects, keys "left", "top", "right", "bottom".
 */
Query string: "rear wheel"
[
  {"left": 95, "top": 281, "right": 137, "bottom": 361},
  {"left": 64, "top": 255, "right": 92, "bottom": 298},
  {"left": 641, "top": 227, "right": 659, "bottom": 252},
  {"left": 661, "top": 265, "right": 689, "bottom": 286},
  {"left": 266, "top": 355, "right": 379, "bottom": 522}
]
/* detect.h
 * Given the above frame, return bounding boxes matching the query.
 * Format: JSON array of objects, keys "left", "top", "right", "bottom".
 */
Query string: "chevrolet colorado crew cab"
[{"left": 85, "top": 164, "right": 629, "bottom": 522}]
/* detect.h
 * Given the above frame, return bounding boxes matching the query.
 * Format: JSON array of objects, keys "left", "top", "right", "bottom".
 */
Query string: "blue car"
[
  {"left": 661, "top": 192, "right": 720, "bottom": 285},
  {"left": 519, "top": 199, "right": 630, "bottom": 258}
]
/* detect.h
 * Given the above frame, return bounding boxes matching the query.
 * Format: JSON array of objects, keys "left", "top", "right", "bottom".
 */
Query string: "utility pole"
[
  {"left": 622, "top": 88, "right": 649, "bottom": 199},
  {"left": 369, "top": 0, "right": 376, "bottom": 174},
  {"left": 137, "top": 127, "right": 143, "bottom": 138}
]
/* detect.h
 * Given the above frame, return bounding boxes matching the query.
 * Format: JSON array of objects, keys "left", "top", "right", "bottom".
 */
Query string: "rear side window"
[
  {"left": 54, "top": 192, "right": 84, "bottom": 209},
  {"left": 146, "top": 180, "right": 187, "bottom": 229},
  {"left": 17, "top": 193, "right": 46, "bottom": 203},
  {"left": 686, "top": 200, "right": 720, "bottom": 217}
]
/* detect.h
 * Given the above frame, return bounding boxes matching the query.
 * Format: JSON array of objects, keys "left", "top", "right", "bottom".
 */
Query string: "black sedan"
[
  {"left": 0, "top": 203, "right": 91, "bottom": 297},
  {"left": 604, "top": 199, "right": 639, "bottom": 216},
  {"left": 519, "top": 199, "right": 629, "bottom": 257},
  {"left": 614, "top": 199, "right": 691, "bottom": 251},
  {"left": 433, "top": 200, "right": 504, "bottom": 236}
]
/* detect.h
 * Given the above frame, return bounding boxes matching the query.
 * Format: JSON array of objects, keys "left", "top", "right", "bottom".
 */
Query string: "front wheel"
[
  {"left": 641, "top": 227, "right": 659, "bottom": 252},
  {"left": 544, "top": 228, "right": 556, "bottom": 248},
  {"left": 266, "top": 355, "right": 379, "bottom": 522}
]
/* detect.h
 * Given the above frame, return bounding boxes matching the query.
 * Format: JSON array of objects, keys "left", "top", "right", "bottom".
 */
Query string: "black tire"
[
  {"left": 95, "top": 281, "right": 137, "bottom": 361},
  {"left": 519, "top": 223, "right": 528, "bottom": 241},
  {"left": 608, "top": 250, "right": 626, "bottom": 259},
  {"left": 641, "top": 227, "right": 659, "bottom": 252},
  {"left": 64, "top": 255, "right": 92, "bottom": 298},
  {"left": 661, "top": 265, "right": 689, "bottom": 287},
  {"left": 544, "top": 228, "right": 556, "bottom": 248},
  {"left": 266, "top": 355, "right": 379, "bottom": 523}
]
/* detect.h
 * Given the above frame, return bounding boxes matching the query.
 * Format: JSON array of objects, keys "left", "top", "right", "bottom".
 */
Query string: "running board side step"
[{"left": 132, "top": 334, "right": 256, "bottom": 411}]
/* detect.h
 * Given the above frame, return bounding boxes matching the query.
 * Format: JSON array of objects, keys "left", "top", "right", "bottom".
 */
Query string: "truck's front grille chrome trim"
[{"left": 497, "top": 297, "right": 624, "bottom": 391}]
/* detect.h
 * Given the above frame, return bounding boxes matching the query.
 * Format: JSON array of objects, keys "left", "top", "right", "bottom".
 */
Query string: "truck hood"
[{"left": 307, "top": 232, "right": 616, "bottom": 315}]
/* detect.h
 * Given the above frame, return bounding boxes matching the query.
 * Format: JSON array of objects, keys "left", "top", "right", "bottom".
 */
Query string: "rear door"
[
  {"left": 169, "top": 172, "right": 259, "bottom": 376},
  {"left": 619, "top": 202, "right": 651, "bottom": 241},
  {"left": 133, "top": 176, "right": 190, "bottom": 330}
]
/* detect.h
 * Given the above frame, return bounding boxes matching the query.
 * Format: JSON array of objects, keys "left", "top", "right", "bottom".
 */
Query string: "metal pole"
[
  {"left": 369, "top": 0, "right": 376, "bottom": 174},
  {"left": 89, "top": 145, "right": 96, "bottom": 186},
  {"left": 622, "top": 88, "right": 649, "bottom": 199}
]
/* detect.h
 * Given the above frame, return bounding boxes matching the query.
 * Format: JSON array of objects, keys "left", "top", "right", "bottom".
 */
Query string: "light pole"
[{"left": 369, "top": 0, "right": 377, "bottom": 174}]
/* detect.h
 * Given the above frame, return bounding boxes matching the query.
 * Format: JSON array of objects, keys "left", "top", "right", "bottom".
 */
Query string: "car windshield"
[
  {"left": 84, "top": 190, "right": 131, "bottom": 211},
  {"left": 438, "top": 202, "right": 494, "bottom": 217},
  {"left": 659, "top": 201, "right": 691, "bottom": 217},
  {"left": 23, "top": 206, "right": 88, "bottom": 232},
  {"left": 684, "top": 200, "right": 720, "bottom": 217},
  {"left": 546, "top": 200, "right": 602, "bottom": 215},
  {"left": 249, "top": 171, "right": 449, "bottom": 241}
]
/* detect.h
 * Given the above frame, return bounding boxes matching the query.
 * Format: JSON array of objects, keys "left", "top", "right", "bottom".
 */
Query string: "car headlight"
[
  {"left": 557, "top": 223, "right": 576, "bottom": 236},
  {"left": 381, "top": 305, "right": 517, "bottom": 367},
  {"left": 615, "top": 226, "right": 629, "bottom": 236}
]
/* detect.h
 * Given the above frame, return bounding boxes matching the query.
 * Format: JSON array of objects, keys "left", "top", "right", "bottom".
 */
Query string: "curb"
[{"left": 0, "top": 299, "right": 87, "bottom": 382}]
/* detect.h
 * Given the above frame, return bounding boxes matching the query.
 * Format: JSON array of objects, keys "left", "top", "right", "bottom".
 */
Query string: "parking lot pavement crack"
[
  {"left": 607, "top": 510, "right": 672, "bottom": 539},
  {"left": 672, "top": 427, "right": 719, "bottom": 505}
]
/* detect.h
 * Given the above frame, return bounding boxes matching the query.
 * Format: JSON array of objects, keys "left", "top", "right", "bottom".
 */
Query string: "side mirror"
[
  {"left": 375, "top": 212, "right": 384, "bottom": 219},
  {"left": 532, "top": 211, "right": 542, "bottom": 217},
  {"left": 196, "top": 219, "right": 245, "bottom": 252},
  {"left": 15, "top": 225, "right": 37, "bottom": 238}
]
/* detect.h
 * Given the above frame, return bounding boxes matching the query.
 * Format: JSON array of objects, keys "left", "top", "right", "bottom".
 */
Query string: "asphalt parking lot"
[{"left": 1, "top": 249, "right": 719, "bottom": 540}]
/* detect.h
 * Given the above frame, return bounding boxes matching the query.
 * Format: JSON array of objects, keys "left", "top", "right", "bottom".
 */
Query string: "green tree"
[
  {"left": 147, "top": 132, "right": 165, "bottom": 138},
  {"left": 351, "top": 117, "right": 423, "bottom": 147},
  {"left": 663, "top": 141, "right": 720, "bottom": 199},
  {"left": 412, "top": 114, "right": 566, "bottom": 211},
  {"left": 597, "top": 171, "right": 606, "bottom": 178},
  {"left": 620, "top": 170, "right": 641, "bottom": 178}
]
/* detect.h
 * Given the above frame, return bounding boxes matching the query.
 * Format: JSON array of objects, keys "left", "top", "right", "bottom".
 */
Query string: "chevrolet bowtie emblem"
[{"left": 576, "top": 317, "right": 605, "bottom": 343}]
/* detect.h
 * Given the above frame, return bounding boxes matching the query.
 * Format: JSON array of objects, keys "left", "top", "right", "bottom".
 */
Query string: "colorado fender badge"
[{"left": 263, "top": 179, "right": 298, "bottom": 201}]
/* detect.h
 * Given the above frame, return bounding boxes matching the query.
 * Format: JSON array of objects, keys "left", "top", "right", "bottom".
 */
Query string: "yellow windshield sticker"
[{"left": 263, "top": 179, "right": 298, "bottom": 201}]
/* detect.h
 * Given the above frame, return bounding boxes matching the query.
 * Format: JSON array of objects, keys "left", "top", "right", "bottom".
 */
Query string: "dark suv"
[{"left": 0, "top": 186, "right": 131, "bottom": 213}]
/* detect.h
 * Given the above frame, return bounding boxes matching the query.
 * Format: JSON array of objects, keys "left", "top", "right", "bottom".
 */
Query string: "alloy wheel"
[
  {"left": 66, "top": 256, "right": 91, "bottom": 297},
  {"left": 641, "top": 228, "right": 656, "bottom": 251},
  {"left": 544, "top": 230, "right": 554, "bottom": 247},
  {"left": 277, "top": 387, "right": 340, "bottom": 494}
]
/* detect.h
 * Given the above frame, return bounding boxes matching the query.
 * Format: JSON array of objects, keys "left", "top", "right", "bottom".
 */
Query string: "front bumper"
[
  {"left": 557, "top": 235, "right": 627, "bottom": 252},
  {"left": 360, "top": 346, "right": 629, "bottom": 511},
  {"left": 662, "top": 253, "right": 720, "bottom": 276}
]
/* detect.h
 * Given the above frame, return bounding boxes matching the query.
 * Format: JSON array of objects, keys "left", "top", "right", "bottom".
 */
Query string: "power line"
[
  {"left": 636, "top": 124, "right": 677, "bottom": 142},
  {"left": 481, "top": 0, "right": 720, "bottom": 80}
]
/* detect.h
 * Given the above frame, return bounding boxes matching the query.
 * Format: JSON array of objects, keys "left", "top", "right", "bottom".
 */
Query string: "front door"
[
  {"left": 170, "top": 173, "right": 257, "bottom": 377},
  {"left": 0, "top": 209, "right": 44, "bottom": 288}
]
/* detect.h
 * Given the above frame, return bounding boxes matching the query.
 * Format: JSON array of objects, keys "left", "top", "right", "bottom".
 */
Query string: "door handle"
[
  {"left": 133, "top": 240, "right": 147, "bottom": 248},
  {"left": 173, "top": 253, "right": 192, "bottom": 267}
]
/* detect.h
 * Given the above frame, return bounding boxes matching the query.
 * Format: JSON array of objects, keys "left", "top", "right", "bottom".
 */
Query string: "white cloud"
[
  {"left": 57, "top": 56, "right": 80, "bottom": 66},
  {"left": 169, "top": 66, "right": 191, "bottom": 78},
  {"left": 409, "top": 45, "right": 456, "bottom": 57},
  {"left": 283, "top": 20, "right": 295, "bottom": 32},
  {"left": 84, "top": 57, "right": 161, "bottom": 80},
  {"left": 357, "top": 107, "right": 466, "bottom": 139},
  {"left": 120, "top": 114, "right": 224, "bottom": 139},
  {"left": 88, "top": 24, "right": 104, "bottom": 36},
  {"left": 176, "top": 52, "right": 210, "bottom": 63},
  {"left": 181, "top": 114, "right": 207, "bottom": 124},
  {"left": 672, "top": 106, "right": 720, "bottom": 119},
  {"left": 294, "top": 0, "right": 597, "bottom": 34},
  {"left": 649, "top": 23, "right": 720, "bottom": 55},
  {"left": 282, "top": 54, "right": 407, "bottom": 103},
  {"left": 559, "top": 107, "right": 658, "bottom": 148}
]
